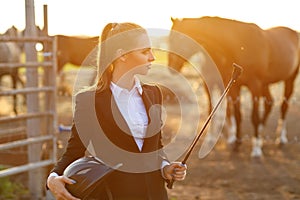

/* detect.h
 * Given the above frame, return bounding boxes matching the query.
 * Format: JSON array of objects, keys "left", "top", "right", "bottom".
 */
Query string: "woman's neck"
[{"left": 112, "top": 72, "right": 135, "bottom": 90}]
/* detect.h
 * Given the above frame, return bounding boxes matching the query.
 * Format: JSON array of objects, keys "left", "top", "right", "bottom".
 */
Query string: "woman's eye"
[{"left": 142, "top": 49, "right": 151, "bottom": 54}]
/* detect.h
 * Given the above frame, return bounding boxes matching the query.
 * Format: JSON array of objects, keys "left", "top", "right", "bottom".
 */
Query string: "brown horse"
[
  {"left": 0, "top": 26, "right": 24, "bottom": 114},
  {"left": 55, "top": 35, "right": 99, "bottom": 95},
  {"left": 168, "top": 16, "right": 300, "bottom": 157},
  {"left": 55, "top": 35, "right": 99, "bottom": 73}
]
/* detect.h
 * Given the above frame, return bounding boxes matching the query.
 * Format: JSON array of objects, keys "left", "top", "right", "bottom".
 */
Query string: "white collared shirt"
[{"left": 110, "top": 78, "right": 148, "bottom": 151}]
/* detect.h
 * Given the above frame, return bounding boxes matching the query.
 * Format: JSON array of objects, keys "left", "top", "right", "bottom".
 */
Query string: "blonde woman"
[{"left": 47, "top": 22, "right": 187, "bottom": 200}]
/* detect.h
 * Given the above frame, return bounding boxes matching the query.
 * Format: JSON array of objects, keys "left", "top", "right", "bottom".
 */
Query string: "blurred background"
[{"left": 0, "top": 1, "right": 299, "bottom": 200}]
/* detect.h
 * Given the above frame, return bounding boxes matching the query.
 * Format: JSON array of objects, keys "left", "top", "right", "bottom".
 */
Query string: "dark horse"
[
  {"left": 0, "top": 26, "right": 24, "bottom": 114},
  {"left": 55, "top": 35, "right": 99, "bottom": 95},
  {"left": 168, "top": 16, "right": 300, "bottom": 157},
  {"left": 55, "top": 35, "right": 99, "bottom": 73}
]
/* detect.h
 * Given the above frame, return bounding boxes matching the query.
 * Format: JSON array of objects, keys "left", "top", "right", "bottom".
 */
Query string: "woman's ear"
[{"left": 116, "top": 49, "right": 127, "bottom": 62}]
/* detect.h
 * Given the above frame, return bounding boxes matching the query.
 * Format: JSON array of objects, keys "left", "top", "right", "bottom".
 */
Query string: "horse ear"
[{"left": 171, "top": 17, "right": 176, "bottom": 23}]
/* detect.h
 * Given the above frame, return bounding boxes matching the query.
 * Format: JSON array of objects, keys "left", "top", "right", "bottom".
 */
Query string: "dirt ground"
[
  {"left": 54, "top": 68, "right": 300, "bottom": 200},
  {"left": 1, "top": 67, "right": 300, "bottom": 200}
]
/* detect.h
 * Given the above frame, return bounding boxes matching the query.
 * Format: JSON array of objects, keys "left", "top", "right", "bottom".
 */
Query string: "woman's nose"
[{"left": 149, "top": 50, "right": 155, "bottom": 61}]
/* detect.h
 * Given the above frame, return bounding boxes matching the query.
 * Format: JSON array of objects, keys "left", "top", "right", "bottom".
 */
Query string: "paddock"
[
  {"left": 0, "top": 7, "right": 299, "bottom": 199},
  {"left": 1, "top": 37, "right": 300, "bottom": 200},
  {"left": 53, "top": 62, "right": 300, "bottom": 199}
]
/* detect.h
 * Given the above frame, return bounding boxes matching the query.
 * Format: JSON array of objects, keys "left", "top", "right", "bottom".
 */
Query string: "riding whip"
[{"left": 167, "top": 63, "right": 243, "bottom": 189}]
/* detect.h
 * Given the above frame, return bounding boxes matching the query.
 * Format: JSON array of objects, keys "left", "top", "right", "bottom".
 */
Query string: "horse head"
[{"left": 168, "top": 18, "right": 204, "bottom": 74}]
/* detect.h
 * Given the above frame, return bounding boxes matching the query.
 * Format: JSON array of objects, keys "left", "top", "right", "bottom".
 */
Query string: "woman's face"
[
  {"left": 124, "top": 47, "right": 155, "bottom": 75},
  {"left": 113, "top": 33, "right": 155, "bottom": 79}
]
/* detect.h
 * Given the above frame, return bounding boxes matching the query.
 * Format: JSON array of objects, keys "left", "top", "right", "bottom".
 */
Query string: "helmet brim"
[{"left": 63, "top": 156, "right": 122, "bottom": 198}]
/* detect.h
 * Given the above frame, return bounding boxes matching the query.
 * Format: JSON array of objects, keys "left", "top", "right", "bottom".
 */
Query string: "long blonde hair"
[{"left": 96, "top": 22, "right": 146, "bottom": 92}]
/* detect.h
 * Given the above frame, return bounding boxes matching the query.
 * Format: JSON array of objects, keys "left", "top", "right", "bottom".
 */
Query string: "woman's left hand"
[{"left": 163, "top": 162, "right": 187, "bottom": 181}]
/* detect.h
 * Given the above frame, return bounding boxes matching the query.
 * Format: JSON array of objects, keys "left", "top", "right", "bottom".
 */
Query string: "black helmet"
[{"left": 63, "top": 156, "right": 122, "bottom": 199}]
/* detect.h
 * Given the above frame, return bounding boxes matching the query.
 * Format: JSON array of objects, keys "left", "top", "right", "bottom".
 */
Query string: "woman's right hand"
[{"left": 47, "top": 175, "right": 81, "bottom": 200}]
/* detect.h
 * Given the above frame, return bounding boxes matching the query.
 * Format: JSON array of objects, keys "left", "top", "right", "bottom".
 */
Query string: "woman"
[{"left": 47, "top": 22, "right": 187, "bottom": 200}]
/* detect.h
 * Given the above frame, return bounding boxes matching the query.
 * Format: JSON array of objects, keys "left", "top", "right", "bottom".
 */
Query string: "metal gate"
[{"left": 0, "top": 33, "right": 57, "bottom": 199}]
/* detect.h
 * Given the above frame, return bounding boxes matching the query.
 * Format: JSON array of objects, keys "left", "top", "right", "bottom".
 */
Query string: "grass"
[{"left": 0, "top": 166, "right": 28, "bottom": 200}]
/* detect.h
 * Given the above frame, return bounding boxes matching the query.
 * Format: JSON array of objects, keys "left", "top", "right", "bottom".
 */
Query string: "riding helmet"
[{"left": 63, "top": 156, "right": 122, "bottom": 199}]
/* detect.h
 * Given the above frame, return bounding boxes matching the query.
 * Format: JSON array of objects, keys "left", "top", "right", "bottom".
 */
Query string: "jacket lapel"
[
  {"left": 95, "top": 85, "right": 162, "bottom": 153},
  {"left": 141, "top": 85, "right": 162, "bottom": 153},
  {"left": 95, "top": 89, "right": 140, "bottom": 152},
  {"left": 141, "top": 85, "right": 154, "bottom": 119}
]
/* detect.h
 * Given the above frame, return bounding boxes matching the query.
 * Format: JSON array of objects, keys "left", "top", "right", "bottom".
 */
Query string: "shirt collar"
[
  {"left": 110, "top": 76, "right": 143, "bottom": 97},
  {"left": 134, "top": 77, "right": 143, "bottom": 95}
]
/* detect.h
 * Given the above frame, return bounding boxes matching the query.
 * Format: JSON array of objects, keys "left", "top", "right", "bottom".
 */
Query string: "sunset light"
[
  {"left": 1, "top": 1, "right": 300, "bottom": 200},
  {"left": 0, "top": 0, "right": 299, "bottom": 36}
]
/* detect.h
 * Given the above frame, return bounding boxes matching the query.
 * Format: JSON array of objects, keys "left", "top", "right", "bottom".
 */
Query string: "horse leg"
[
  {"left": 16, "top": 69, "right": 26, "bottom": 107},
  {"left": 226, "top": 87, "right": 242, "bottom": 152},
  {"left": 226, "top": 96, "right": 237, "bottom": 144},
  {"left": 205, "top": 79, "right": 213, "bottom": 114},
  {"left": 204, "top": 81, "right": 219, "bottom": 144},
  {"left": 262, "top": 86, "right": 273, "bottom": 123},
  {"left": 261, "top": 85, "right": 274, "bottom": 131},
  {"left": 250, "top": 92, "right": 264, "bottom": 157},
  {"left": 205, "top": 79, "right": 233, "bottom": 147},
  {"left": 249, "top": 85, "right": 273, "bottom": 156},
  {"left": 275, "top": 68, "right": 298, "bottom": 145},
  {"left": 233, "top": 95, "right": 242, "bottom": 151},
  {"left": 11, "top": 73, "right": 18, "bottom": 115}
]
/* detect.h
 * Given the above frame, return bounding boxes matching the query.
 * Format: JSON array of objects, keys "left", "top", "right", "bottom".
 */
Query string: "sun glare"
[{"left": 0, "top": 0, "right": 299, "bottom": 36}]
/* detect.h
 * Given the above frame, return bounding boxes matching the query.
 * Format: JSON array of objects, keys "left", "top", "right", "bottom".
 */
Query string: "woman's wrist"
[{"left": 161, "top": 160, "right": 170, "bottom": 179}]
